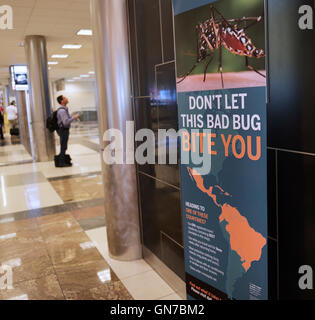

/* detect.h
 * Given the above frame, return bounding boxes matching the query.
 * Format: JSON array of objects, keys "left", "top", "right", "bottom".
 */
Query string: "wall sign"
[{"left": 173, "top": 0, "right": 268, "bottom": 300}]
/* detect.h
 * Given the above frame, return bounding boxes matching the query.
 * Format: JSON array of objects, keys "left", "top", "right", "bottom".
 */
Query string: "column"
[
  {"left": 3, "top": 85, "right": 9, "bottom": 110},
  {"left": 5, "top": 84, "right": 12, "bottom": 110},
  {"left": 15, "top": 91, "right": 31, "bottom": 155},
  {"left": 90, "top": 0, "right": 142, "bottom": 261},
  {"left": 24, "top": 35, "right": 55, "bottom": 162}
]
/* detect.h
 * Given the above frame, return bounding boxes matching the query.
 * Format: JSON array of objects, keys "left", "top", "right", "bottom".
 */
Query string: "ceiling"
[{"left": 0, "top": 0, "right": 95, "bottom": 85}]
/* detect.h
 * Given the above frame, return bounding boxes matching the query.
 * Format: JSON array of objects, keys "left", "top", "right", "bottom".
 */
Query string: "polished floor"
[
  {"left": 0, "top": 132, "right": 183, "bottom": 300},
  {"left": 0, "top": 137, "right": 32, "bottom": 166}
]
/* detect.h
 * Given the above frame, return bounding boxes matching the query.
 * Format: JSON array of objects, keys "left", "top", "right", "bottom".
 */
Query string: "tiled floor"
[
  {"left": 0, "top": 134, "right": 183, "bottom": 300},
  {"left": 50, "top": 174, "right": 104, "bottom": 203},
  {"left": 86, "top": 227, "right": 183, "bottom": 300},
  {"left": 0, "top": 138, "right": 32, "bottom": 165},
  {"left": 0, "top": 141, "right": 102, "bottom": 215},
  {"left": 0, "top": 181, "right": 63, "bottom": 216},
  {"left": 0, "top": 212, "right": 132, "bottom": 300},
  {"left": 0, "top": 207, "right": 182, "bottom": 300}
]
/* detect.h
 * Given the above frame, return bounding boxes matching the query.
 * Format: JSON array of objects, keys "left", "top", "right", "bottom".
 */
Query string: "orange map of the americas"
[{"left": 187, "top": 167, "right": 266, "bottom": 272}]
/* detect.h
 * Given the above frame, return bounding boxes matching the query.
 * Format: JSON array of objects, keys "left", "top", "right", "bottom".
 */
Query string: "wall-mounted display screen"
[{"left": 10, "top": 65, "right": 28, "bottom": 91}]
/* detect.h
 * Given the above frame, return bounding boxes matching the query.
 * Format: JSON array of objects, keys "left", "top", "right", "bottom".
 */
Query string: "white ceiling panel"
[{"left": 0, "top": 0, "right": 95, "bottom": 83}]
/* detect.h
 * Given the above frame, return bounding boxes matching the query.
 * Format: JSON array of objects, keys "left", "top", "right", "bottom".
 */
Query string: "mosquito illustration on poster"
[{"left": 175, "top": 1, "right": 266, "bottom": 91}]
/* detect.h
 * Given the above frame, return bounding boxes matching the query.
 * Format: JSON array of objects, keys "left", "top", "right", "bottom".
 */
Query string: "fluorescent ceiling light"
[
  {"left": 77, "top": 29, "right": 93, "bottom": 36},
  {"left": 73, "top": 77, "right": 80, "bottom": 80},
  {"left": 88, "top": 71, "right": 95, "bottom": 74},
  {"left": 62, "top": 44, "right": 82, "bottom": 49},
  {"left": 48, "top": 61, "right": 58, "bottom": 65},
  {"left": 51, "top": 54, "right": 69, "bottom": 58},
  {"left": 80, "top": 75, "right": 89, "bottom": 78}
]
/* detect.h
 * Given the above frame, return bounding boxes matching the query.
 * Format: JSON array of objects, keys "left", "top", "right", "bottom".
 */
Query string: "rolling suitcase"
[{"left": 10, "top": 128, "right": 19, "bottom": 136}]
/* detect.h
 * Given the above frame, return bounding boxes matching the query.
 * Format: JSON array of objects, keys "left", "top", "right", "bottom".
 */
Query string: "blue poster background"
[
  {"left": 178, "top": 87, "right": 268, "bottom": 300},
  {"left": 173, "top": 0, "right": 216, "bottom": 15}
]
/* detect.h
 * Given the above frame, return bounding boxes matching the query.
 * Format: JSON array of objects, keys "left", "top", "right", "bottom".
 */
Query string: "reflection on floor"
[
  {"left": 50, "top": 174, "right": 104, "bottom": 203},
  {"left": 0, "top": 132, "right": 183, "bottom": 300},
  {"left": 0, "top": 137, "right": 32, "bottom": 166}
]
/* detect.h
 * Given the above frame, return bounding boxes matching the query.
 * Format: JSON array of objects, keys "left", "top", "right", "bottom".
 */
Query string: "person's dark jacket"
[{"left": 0, "top": 112, "right": 4, "bottom": 126}]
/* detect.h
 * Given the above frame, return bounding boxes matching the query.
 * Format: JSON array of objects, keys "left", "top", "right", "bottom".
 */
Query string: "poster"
[{"left": 173, "top": 0, "right": 268, "bottom": 300}]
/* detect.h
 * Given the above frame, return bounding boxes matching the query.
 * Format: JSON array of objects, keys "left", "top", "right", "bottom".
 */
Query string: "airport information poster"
[{"left": 173, "top": 0, "right": 268, "bottom": 300}]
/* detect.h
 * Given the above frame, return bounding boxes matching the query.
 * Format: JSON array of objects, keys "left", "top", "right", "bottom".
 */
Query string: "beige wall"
[{"left": 54, "top": 80, "right": 96, "bottom": 114}]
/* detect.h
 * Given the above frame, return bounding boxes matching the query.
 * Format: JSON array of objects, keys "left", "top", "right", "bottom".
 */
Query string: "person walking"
[
  {"left": 7, "top": 101, "right": 18, "bottom": 130},
  {"left": 56, "top": 95, "right": 79, "bottom": 167}
]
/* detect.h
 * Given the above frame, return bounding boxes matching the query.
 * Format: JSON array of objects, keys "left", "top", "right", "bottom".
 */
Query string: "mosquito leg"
[
  {"left": 212, "top": 6, "right": 234, "bottom": 29},
  {"left": 242, "top": 16, "right": 263, "bottom": 30},
  {"left": 227, "top": 17, "right": 263, "bottom": 24},
  {"left": 177, "top": 59, "right": 202, "bottom": 84},
  {"left": 203, "top": 59, "right": 207, "bottom": 82},
  {"left": 213, "top": 3, "right": 264, "bottom": 31},
  {"left": 218, "top": 29, "right": 224, "bottom": 88},
  {"left": 245, "top": 56, "right": 266, "bottom": 78},
  {"left": 226, "top": 13, "right": 264, "bottom": 30},
  {"left": 210, "top": 5, "right": 215, "bottom": 21},
  {"left": 218, "top": 47, "right": 224, "bottom": 88},
  {"left": 177, "top": 28, "right": 203, "bottom": 84},
  {"left": 203, "top": 53, "right": 214, "bottom": 82}
]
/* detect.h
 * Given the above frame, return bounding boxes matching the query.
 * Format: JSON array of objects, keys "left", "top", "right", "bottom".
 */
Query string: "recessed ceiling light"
[
  {"left": 51, "top": 54, "right": 69, "bottom": 58},
  {"left": 48, "top": 61, "right": 58, "bottom": 65},
  {"left": 80, "top": 75, "right": 89, "bottom": 78},
  {"left": 77, "top": 29, "right": 93, "bottom": 36},
  {"left": 62, "top": 44, "right": 82, "bottom": 49},
  {"left": 88, "top": 71, "right": 95, "bottom": 74}
]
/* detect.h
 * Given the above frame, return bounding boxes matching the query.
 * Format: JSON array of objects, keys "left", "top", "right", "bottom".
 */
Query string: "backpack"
[{"left": 46, "top": 110, "right": 59, "bottom": 132}]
